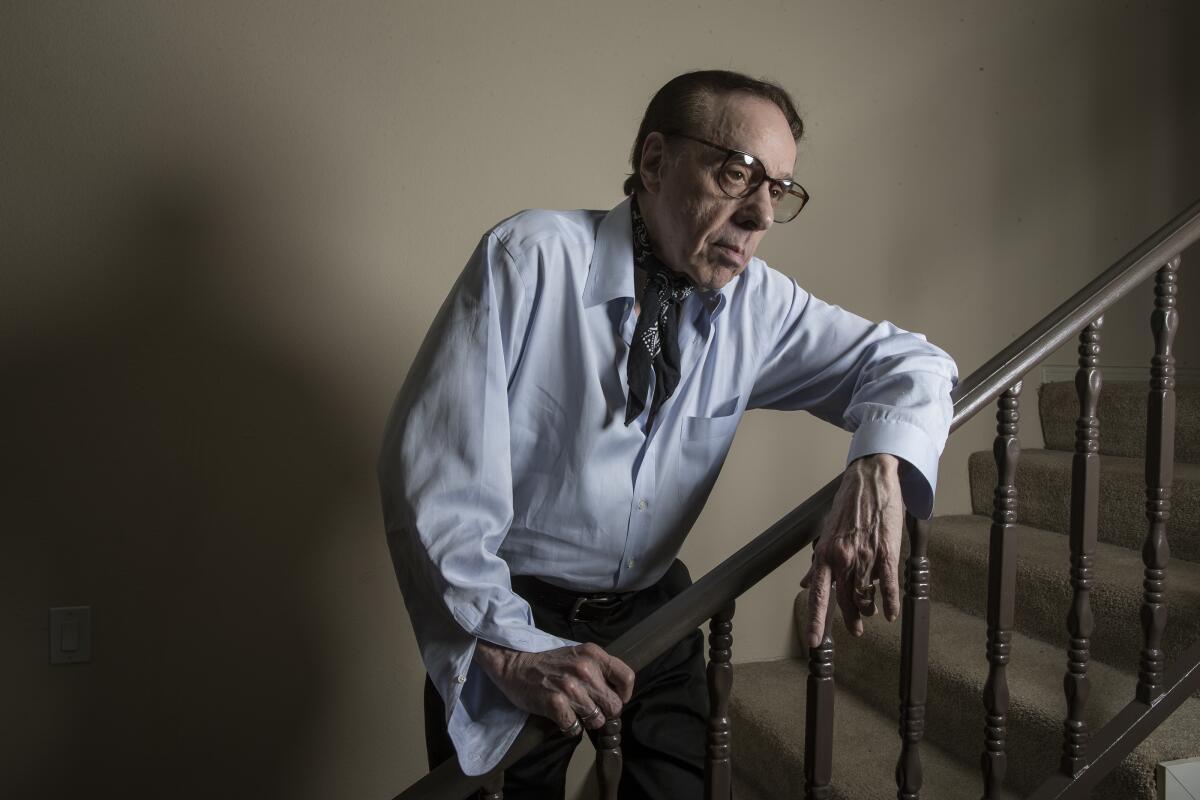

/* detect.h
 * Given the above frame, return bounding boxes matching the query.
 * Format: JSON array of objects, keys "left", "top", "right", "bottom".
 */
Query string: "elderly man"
[{"left": 378, "top": 70, "right": 956, "bottom": 799}]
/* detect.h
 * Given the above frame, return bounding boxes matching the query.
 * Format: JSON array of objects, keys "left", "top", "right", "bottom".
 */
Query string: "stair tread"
[
  {"left": 1039, "top": 380, "right": 1200, "bottom": 464},
  {"left": 968, "top": 447, "right": 1200, "bottom": 561},
  {"left": 970, "top": 446, "right": 1200, "bottom": 481},
  {"left": 925, "top": 513, "right": 1200, "bottom": 666},
  {"left": 730, "top": 658, "right": 1016, "bottom": 800},
  {"left": 793, "top": 591, "right": 1200, "bottom": 799}
]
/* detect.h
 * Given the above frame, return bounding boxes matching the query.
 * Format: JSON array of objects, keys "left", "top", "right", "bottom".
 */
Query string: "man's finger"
[
  {"left": 836, "top": 577, "right": 864, "bottom": 637},
  {"left": 547, "top": 693, "right": 579, "bottom": 734},
  {"left": 878, "top": 547, "right": 902, "bottom": 623},
  {"left": 806, "top": 561, "right": 833, "bottom": 649},
  {"left": 598, "top": 650, "right": 636, "bottom": 704},
  {"left": 574, "top": 703, "right": 607, "bottom": 731},
  {"left": 563, "top": 667, "right": 622, "bottom": 721},
  {"left": 568, "top": 645, "right": 626, "bottom": 715},
  {"left": 555, "top": 675, "right": 605, "bottom": 726},
  {"left": 558, "top": 676, "right": 608, "bottom": 730},
  {"left": 854, "top": 582, "right": 877, "bottom": 617}
]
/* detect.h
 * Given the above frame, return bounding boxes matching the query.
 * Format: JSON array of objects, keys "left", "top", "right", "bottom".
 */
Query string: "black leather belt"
[{"left": 511, "top": 575, "right": 638, "bottom": 623}]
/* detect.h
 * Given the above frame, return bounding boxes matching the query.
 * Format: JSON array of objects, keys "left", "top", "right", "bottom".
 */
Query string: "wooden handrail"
[{"left": 391, "top": 195, "right": 1200, "bottom": 800}]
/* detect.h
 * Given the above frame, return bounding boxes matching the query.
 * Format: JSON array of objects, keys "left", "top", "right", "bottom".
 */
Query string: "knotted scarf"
[{"left": 625, "top": 196, "right": 696, "bottom": 427}]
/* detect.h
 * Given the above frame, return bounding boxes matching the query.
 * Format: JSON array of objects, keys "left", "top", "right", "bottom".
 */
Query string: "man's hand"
[
  {"left": 474, "top": 641, "right": 636, "bottom": 734},
  {"left": 800, "top": 453, "right": 905, "bottom": 649}
]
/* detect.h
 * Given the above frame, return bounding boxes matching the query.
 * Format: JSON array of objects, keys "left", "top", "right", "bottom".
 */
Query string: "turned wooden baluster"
[
  {"left": 478, "top": 773, "right": 503, "bottom": 800},
  {"left": 706, "top": 603, "right": 735, "bottom": 800},
  {"left": 1061, "top": 317, "right": 1103, "bottom": 775},
  {"left": 595, "top": 718, "right": 623, "bottom": 800},
  {"left": 805, "top": 615, "right": 835, "bottom": 800},
  {"left": 981, "top": 382, "right": 1021, "bottom": 799},
  {"left": 896, "top": 514, "right": 931, "bottom": 800},
  {"left": 1138, "top": 256, "right": 1180, "bottom": 704}
]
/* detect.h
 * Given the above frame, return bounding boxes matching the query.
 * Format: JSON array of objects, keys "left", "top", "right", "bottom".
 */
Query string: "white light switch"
[{"left": 50, "top": 606, "right": 91, "bottom": 664}]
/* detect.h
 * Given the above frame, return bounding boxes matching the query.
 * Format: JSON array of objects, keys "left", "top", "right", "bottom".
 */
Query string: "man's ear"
[{"left": 639, "top": 132, "right": 668, "bottom": 193}]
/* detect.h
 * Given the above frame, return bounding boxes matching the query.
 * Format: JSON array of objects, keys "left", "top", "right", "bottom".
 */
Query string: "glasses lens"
[
  {"left": 718, "top": 152, "right": 764, "bottom": 199},
  {"left": 773, "top": 186, "right": 808, "bottom": 223}
]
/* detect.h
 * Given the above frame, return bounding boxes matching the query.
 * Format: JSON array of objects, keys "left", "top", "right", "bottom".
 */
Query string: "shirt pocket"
[
  {"left": 681, "top": 395, "right": 742, "bottom": 441},
  {"left": 681, "top": 411, "right": 741, "bottom": 441},
  {"left": 673, "top": 397, "right": 743, "bottom": 518}
]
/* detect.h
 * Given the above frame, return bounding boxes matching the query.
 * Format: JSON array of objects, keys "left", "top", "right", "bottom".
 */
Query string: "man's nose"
[{"left": 735, "top": 181, "right": 774, "bottom": 231}]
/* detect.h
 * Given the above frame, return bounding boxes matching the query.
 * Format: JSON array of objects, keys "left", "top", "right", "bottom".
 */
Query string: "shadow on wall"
[{"left": 1, "top": 173, "right": 362, "bottom": 798}]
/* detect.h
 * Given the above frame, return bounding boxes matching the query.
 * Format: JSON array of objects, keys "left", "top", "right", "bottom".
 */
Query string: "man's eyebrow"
[
  {"left": 743, "top": 151, "right": 792, "bottom": 180},
  {"left": 758, "top": 154, "right": 794, "bottom": 180}
]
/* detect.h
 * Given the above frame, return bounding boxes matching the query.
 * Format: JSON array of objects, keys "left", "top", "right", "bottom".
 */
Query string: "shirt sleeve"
[
  {"left": 747, "top": 278, "right": 958, "bottom": 518},
  {"left": 377, "top": 230, "right": 575, "bottom": 776}
]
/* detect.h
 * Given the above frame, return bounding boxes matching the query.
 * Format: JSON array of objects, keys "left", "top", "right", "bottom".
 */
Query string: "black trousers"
[{"left": 424, "top": 560, "right": 709, "bottom": 799}]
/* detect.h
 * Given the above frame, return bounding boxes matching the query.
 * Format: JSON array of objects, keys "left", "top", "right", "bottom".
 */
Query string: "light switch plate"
[
  {"left": 1158, "top": 757, "right": 1200, "bottom": 800},
  {"left": 50, "top": 606, "right": 91, "bottom": 664}
]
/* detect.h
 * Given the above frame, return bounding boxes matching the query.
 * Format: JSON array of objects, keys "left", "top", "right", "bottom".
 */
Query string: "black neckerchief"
[{"left": 626, "top": 195, "right": 695, "bottom": 428}]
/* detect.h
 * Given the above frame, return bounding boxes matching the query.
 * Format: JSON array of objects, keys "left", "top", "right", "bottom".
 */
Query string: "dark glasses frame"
[{"left": 664, "top": 131, "right": 810, "bottom": 223}]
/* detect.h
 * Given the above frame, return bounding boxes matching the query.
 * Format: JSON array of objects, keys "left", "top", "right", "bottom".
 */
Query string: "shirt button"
[
  {"left": 637, "top": 499, "right": 648, "bottom": 510},
  {"left": 627, "top": 559, "right": 636, "bottom": 568},
  {"left": 456, "top": 675, "right": 467, "bottom": 684}
]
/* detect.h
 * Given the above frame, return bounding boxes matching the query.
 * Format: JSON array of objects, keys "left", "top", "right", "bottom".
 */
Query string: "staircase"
[{"left": 731, "top": 380, "right": 1200, "bottom": 800}]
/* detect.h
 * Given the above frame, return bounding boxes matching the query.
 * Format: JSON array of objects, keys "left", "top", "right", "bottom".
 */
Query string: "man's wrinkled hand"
[
  {"left": 474, "top": 641, "right": 636, "bottom": 734},
  {"left": 800, "top": 453, "right": 905, "bottom": 649}
]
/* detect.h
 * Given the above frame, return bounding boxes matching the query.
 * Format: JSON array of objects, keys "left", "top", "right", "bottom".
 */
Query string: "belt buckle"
[
  {"left": 568, "top": 594, "right": 618, "bottom": 623},
  {"left": 568, "top": 596, "right": 588, "bottom": 623}
]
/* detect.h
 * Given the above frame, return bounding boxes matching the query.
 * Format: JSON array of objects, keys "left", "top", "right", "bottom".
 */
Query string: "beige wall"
[{"left": 3, "top": 1, "right": 1198, "bottom": 797}]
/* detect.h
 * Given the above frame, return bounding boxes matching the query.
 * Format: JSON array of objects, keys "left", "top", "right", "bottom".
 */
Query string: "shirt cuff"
[
  {"left": 472, "top": 618, "right": 576, "bottom": 654},
  {"left": 450, "top": 656, "right": 528, "bottom": 775},
  {"left": 438, "top": 623, "right": 576, "bottom": 776},
  {"left": 846, "top": 416, "right": 942, "bottom": 519}
]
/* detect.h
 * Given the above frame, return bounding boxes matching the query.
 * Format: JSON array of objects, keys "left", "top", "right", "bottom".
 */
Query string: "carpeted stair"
[
  {"left": 967, "top": 450, "right": 1200, "bottom": 562},
  {"left": 730, "top": 381, "right": 1200, "bottom": 799},
  {"left": 730, "top": 657, "right": 1017, "bottom": 800}
]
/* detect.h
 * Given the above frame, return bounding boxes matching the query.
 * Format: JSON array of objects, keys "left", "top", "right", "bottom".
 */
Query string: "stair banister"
[
  {"left": 896, "top": 514, "right": 932, "bottom": 800},
  {"left": 1059, "top": 317, "right": 1103, "bottom": 776},
  {"left": 981, "top": 383, "right": 1023, "bottom": 798},
  {"left": 1137, "top": 256, "right": 1181, "bottom": 706}
]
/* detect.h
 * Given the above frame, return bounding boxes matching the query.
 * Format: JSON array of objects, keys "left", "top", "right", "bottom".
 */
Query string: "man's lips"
[{"left": 714, "top": 241, "right": 744, "bottom": 260}]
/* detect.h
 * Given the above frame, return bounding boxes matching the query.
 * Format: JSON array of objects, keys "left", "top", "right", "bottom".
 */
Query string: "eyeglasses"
[{"left": 664, "top": 132, "right": 810, "bottom": 223}]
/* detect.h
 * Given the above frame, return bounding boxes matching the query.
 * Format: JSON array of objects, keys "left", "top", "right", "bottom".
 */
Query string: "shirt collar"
[
  {"left": 583, "top": 194, "right": 739, "bottom": 318},
  {"left": 583, "top": 196, "right": 635, "bottom": 308}
]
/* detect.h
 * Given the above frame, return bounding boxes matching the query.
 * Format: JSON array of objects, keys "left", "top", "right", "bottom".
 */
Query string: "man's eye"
[
  {"left": 769, "top": 184, "right": 784, "bottom": 200},
  {"left": 725, "top": 167, "right": 749, "bottom": 184}
]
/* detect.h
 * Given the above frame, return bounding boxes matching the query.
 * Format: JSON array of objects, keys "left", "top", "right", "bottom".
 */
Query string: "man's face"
[{"left": 640, "top": 92, "right": 797, "bottom": 290}]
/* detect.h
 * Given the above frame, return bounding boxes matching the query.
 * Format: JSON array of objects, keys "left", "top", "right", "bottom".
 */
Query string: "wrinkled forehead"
[{"left": 698, "top": 91, "right": 797, "bottom": 178}]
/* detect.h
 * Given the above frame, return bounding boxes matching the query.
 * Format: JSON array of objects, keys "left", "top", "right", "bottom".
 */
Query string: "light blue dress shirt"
[{"left": 378, "top": 197, "right": 957, "bottom": 775}]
